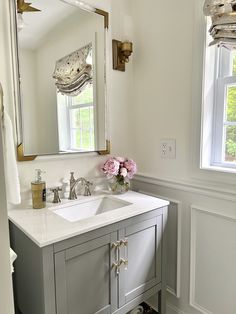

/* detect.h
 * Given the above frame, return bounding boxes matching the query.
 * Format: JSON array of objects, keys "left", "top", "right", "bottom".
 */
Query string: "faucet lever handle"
[
  {"left": 51, "top": 187, "right": 62, "bottom": 203},
  {"left": 83, "top": 180, "right": 93, "bottom": 196}
]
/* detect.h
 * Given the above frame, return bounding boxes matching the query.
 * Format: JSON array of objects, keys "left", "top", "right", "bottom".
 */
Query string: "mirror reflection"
[{"left": 16, "top": 0, "right": 107, "bottom": 156}]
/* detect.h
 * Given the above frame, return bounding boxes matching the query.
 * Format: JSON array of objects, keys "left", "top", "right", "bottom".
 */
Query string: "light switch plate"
[{"left": 160, "top": 139, "right": 176, "bottom": 159}]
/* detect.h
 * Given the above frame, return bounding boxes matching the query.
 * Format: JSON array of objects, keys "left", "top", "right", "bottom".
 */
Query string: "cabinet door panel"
[
  {"left": 119, "top": 216, "right": 162, "bottom": 306},
  {"left": 55, "top": 234, "right": 117, "bottom": 314}
]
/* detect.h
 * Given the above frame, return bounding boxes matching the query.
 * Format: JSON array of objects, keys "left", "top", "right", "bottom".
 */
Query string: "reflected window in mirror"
[{"left": 57, "top": 85, "right": 95, "bottom": 152}]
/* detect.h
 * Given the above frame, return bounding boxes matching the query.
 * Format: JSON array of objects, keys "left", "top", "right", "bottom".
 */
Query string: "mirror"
[{"left": 11, "top": 0, "right": 109, "bottom": 159}]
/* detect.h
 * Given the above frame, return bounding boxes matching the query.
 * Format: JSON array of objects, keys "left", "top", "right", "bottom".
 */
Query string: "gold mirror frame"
[{"left": 9, "top": 1, "right": 110, "bottom": 161}]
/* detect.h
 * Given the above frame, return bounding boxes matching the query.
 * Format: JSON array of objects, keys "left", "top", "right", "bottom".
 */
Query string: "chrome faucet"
[
  {"left": 68, "top": 172, "right": 84, "bottom": 200},
  {"left": 68, "top": 172, "right": 93, "bottom": 199}
]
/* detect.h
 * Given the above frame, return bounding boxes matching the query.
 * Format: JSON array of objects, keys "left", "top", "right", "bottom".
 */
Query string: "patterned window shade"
[
  {"left": 204, "top": 0, "right": 236, "bottom": 48},
  {"left": 53, "top": 43, "right": 93, "bottom": 96}
]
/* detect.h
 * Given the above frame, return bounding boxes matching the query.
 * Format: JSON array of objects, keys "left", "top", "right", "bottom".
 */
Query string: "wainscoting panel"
[
  {"left": 138, "top": 190, "right": 181, "bottom": 298},
  {"left": 166, "top": 201, "right": 181, "bottom": 298},
  {"left": 190, "top": 206, "right": 236, "bottom": 314}
]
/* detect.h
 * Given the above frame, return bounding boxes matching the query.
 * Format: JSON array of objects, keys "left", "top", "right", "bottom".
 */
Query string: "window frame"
[
  {"left": 67, "top": 97, "right": 95, "bottom": 151},
  {"left": 57, "top": 85, "right": 97, "bottom": 153},
  {"left": 211, "top": 47, "right": 236, "bottom": 169}
]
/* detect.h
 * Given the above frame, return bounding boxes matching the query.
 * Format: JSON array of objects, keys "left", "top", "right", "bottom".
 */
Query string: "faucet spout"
[{"left": 68, "top": 173, "right": 86, "bottom": 200}]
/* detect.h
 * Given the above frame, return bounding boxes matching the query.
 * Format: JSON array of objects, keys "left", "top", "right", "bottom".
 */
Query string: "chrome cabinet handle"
[
  {"left": 119, "top": 258, "right": 128, "bottom": 267},
  {"left": 111, "top": 239, "right": 129, "bottom": 273},
  {"left": 112, "top": 262, "right": 120, "bottom": 275},
  {"left": 120, "top": 238, "right": 128, "bottom": 270},
  {"left": 112, "top": 241, "right": 121, "bottom": 249},
  {"left": 111, "top": 241, "right": 121, "bottom": 275},
  {"left": 120, "top": 239, "right": 128, "bottom": 246}
]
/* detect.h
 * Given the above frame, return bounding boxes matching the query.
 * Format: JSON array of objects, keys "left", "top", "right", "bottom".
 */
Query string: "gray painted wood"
[
  {"left": 10, "top": 206, "right": 168, "bottom": 314},
  {"left": 10, "top": 223, "right": 56, "bottom": 314},
  {"left": 113, "top": 284, "right": 161, "bottom": 314},
  {"left": 55, "top": 234, "right": 116, "bottom": 314},
  {"left": 118, "top": 216, "right": 162, "bottom": 308},
  {"left": 158, "top": 206, "right": 168, "bottom": 314},
  {"left": 54, "top": 207, "right": 165, "bottom": 252},
  {"left": 166, "top": 202, "right": 178, "bottom": 294}
]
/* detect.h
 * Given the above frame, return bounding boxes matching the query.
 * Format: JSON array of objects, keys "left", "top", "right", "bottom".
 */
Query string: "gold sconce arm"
[{"left": 112, "top": 40, "right": 133, "bottom": 72}]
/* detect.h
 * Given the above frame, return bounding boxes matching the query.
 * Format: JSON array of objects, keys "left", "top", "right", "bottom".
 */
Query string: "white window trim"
[
  {"left": 67, "top": 99, "right": 95, "bottom": 151},
  {"left": 201, "top": 20, "right": 236, "bottom": 172}
]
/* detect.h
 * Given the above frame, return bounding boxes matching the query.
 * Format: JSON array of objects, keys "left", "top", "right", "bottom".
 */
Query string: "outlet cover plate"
[{"left": 160, "top": 139, "right": 176, "bottom": 159}]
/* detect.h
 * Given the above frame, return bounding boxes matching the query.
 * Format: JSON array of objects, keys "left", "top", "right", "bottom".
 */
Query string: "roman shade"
[
  {"left": 53, "top": 43, "right": 92, "bottom": 96},
  {"left": 204, "top": 0, "right": 236, "bottom": 48}
]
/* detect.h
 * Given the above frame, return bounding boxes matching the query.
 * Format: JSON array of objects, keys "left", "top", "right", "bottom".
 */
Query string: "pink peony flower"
[
  {"left": 102, "top": 158, "right": 120, "bottom": 178},
  {"left": 101, "top": 156, "right": 137, "bottom": 182},
  {"left": 115, "top": 157, "right": 126, "bottom": 163},
  {"left": 124, "top": 159, "right": 137, "bottom": 179},
  {"left": 120, "top": 167, "right": 128, "bottom": 178}
]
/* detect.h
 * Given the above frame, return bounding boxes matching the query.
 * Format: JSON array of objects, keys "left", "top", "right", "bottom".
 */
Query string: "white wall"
[
  {"left": 1, "top": 1, "right": 134, "bottom": 312},
  {"left": 0, "top": 1, "right": 17, "bottom": 313},
  {"left": 4, "top": 0, "right": 235, "bottom": 313},
  {"left": 13, "top": 0, "right": 134, "bottom": 199},
  {"left": 131, "top": 0, "right": 236, "bottom": 314},
  {"left": 131, "top": 0, "right": 236, "bottom": 189},
  {"left": 20, "top": 48, "right": 39, "bottom": 153}
]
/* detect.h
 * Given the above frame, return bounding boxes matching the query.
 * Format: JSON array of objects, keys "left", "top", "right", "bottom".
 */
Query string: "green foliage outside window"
[{"left": 225, "top": 60, "right": 236, "bottom": 161}]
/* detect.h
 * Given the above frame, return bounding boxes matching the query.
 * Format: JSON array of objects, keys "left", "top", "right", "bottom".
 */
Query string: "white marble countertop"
[{"left": 8, "top": 191, "right": 169, "bottom": 248}]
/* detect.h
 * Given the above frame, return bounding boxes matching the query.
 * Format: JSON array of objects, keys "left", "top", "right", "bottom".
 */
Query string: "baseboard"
[{"left": 167, "top": 303, "right": 187, "bottom": 314}]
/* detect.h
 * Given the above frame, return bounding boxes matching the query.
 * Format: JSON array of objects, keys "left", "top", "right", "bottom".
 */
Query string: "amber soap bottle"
[{"left": 31, "top": 169, "right": 46, "bottom": 209}]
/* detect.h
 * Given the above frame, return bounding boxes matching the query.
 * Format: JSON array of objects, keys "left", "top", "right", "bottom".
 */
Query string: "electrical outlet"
[{"left": 160, "top": 139, "right": 176, "bottom": 159}]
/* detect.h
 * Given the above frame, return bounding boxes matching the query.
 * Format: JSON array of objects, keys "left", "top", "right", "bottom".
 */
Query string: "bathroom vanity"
[{"left": 9, "top": 191, "right": 169, "bottom": 314}]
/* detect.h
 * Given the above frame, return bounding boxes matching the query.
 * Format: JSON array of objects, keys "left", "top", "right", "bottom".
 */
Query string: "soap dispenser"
[{"left": 31, "top": 169, "right": 46, "bottom": 209}]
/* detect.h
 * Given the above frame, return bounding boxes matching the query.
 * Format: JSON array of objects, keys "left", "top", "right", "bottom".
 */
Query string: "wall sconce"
[{"left": 112, "top": 40, "right": 133, "bottom": 72}]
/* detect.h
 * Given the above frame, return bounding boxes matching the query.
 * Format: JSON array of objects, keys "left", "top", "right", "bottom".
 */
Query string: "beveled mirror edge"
[{"left": 9, "top": 1, "right": 111, "bottom": 161}]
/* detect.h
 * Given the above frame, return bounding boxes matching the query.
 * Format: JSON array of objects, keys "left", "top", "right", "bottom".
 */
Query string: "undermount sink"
[{"left": 50, "top": 196, "right": 132, "bottom": 222}]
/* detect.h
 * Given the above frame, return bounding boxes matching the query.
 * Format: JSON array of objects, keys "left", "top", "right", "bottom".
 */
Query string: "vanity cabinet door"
[
  {"left": 118, "top": 216, "right": 163, "bottom": 307},
  {"left": 54, "top": 233, "right": 118, "bottom": 314}
]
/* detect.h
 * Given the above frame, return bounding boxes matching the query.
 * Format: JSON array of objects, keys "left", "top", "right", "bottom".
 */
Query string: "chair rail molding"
[{"left": 134, "top": 173, "right": 236, "bottom": 202}]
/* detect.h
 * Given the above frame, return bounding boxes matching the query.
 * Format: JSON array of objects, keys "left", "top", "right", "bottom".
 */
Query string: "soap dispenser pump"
[{"left": 31, "top": 169, "right": 46, "bottom": 209}]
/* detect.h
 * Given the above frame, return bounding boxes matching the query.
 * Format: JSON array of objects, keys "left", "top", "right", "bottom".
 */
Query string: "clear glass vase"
[{"left": 108, "top": 176, "right": 130, "bottom": 194}]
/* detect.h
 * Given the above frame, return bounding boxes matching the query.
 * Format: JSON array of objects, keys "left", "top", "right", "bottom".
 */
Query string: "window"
[
  {"left": 57, "top": 85, "right": 95, "bottom": 152},
  {"left": 212, "top": 48, "right": 236, "bottom": 167},
  {"left": 201, "top": 21, "right": 236, "bottom": 171}
]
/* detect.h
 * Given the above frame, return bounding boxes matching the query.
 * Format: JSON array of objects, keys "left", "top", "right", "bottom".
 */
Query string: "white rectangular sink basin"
[{"left": 50, "top": 196, "right": 132, "bottom": 222}]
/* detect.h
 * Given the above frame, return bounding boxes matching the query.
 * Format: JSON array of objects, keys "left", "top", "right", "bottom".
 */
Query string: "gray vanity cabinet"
[
  {"left": 118, "top": 216, "right": 162, "bottom": 308},
  {"left": 10, "top": 206, "right": 167, "bottom": 314},
  {"left": 54, "top": 233, "right": 118, "bottom": 314}
]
